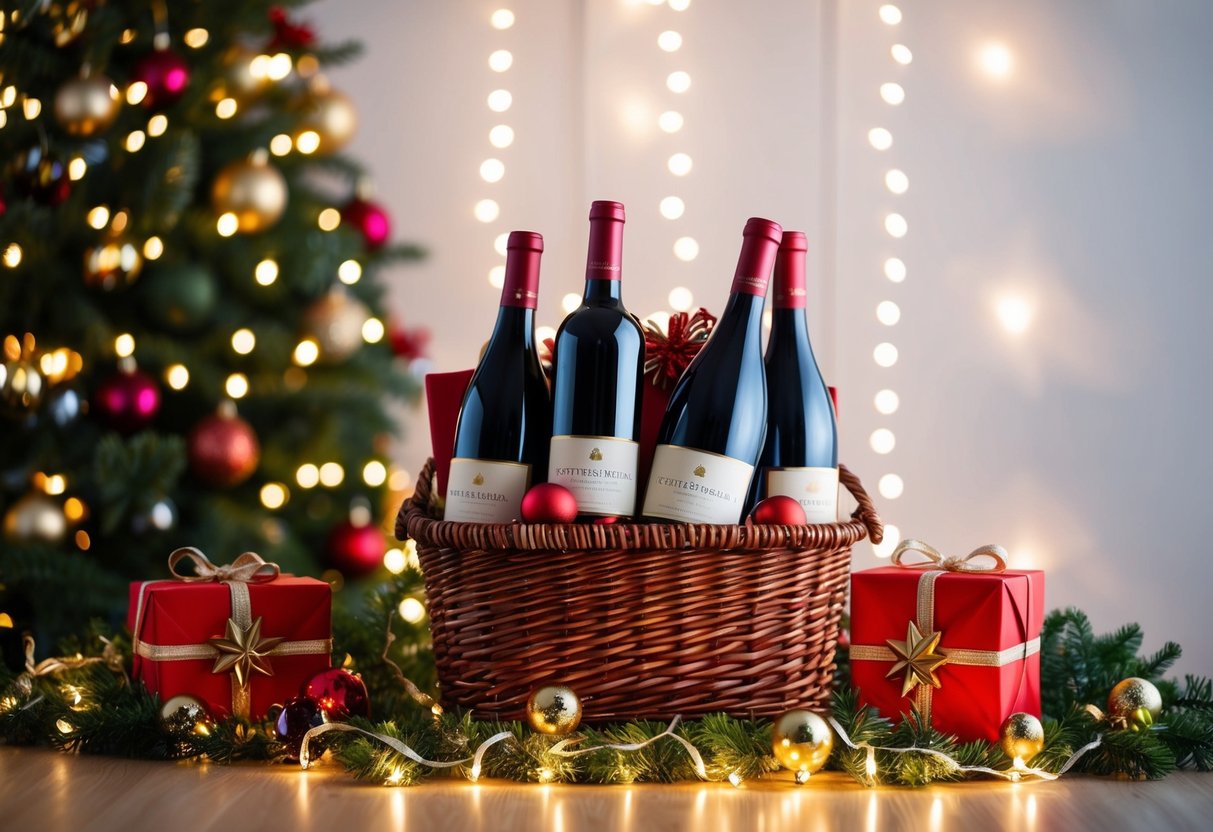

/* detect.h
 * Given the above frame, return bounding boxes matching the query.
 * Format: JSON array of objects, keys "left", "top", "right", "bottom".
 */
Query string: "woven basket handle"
[
  {"left": 397, "top": 458, "right": 883, "bottom": 543},
  {"left": 839, "top": 464, "right": 883, "bottom": 545}
]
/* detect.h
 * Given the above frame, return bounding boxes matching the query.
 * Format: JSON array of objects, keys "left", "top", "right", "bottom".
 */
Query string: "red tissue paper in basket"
[
  {"left": 128, "top": 548, "right": 331, "bottom": 720},
  {"left": 849, "top": 540, "right": 1044, "bottom": 743},
  {"left": 425, "top": 369, "right": 475, "bottom": 499},
  {"left": 639, "top": 308, "right": 716, "bottom": 489}
]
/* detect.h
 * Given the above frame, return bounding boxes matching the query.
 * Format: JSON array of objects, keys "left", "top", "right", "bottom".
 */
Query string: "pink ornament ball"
[
  {"left": 750, "top": 495, "right": 808, "bottom": 525},
  {"left": 327, "top": 520, "right": 386, "bottom": 577},
  {"left": 520, "top": 483, "right": 578, "bottom": 524},
  {"left": 341, "top": 197, "right": 391, "bottom": 249},
  {"left": 132, "top": 49, "right": 191, "bottom": 109},
  {"left": 94, "top": 368, "right": 160, "bottom": 433}
]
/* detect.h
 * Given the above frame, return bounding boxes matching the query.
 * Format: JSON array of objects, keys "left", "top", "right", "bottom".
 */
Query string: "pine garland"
[{"left": 3, "top": 594, "right": 1212, "bottom": 787}]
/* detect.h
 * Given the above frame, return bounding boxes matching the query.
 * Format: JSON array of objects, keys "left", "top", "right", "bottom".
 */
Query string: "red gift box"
[
  {"left": 425, "top": 369, "right": 475, "bottom": 500},
  {"left": 128, "top": 549, "right": 331, "bottom": 720},
  {"left": 849, "top": 541, "right": 1043, "bottom": 743}
]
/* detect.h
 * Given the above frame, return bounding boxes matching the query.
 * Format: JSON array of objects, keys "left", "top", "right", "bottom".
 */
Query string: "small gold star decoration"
[
  {"left": 885, "top": 620, "right": 949, "bottom": 697},
  {"left": 208, "top": 617, "right": 285, "bottom": 688}
]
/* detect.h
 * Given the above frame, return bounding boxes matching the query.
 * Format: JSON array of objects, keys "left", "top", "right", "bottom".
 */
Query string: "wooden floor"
[{"left": 2, "top": 746, "right": 1211, "bottom": 831}]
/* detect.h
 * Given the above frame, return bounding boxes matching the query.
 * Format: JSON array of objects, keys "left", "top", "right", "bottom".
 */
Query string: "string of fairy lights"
[
  {"left": 868, "top": 3, "right": 911, "bottom": 558},
  {"left": 0, "top": 13, "right": 405, "bottom": 557}
]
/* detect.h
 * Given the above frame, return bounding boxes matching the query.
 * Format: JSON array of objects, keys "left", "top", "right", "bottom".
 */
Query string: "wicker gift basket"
[{"left": 397, "top": 458, "right": 882, "bottom": 723}]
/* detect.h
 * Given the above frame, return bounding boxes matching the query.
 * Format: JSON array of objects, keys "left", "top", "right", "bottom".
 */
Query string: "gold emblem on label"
[
  {"left": 589, "top": 448, "right": 603, "bottom": 461},
  {"left": 472, "top": 473, "right": 485, "bottom": 486},
  {"left": 693, "top": 465, "right": 706, "bottom": 478}
]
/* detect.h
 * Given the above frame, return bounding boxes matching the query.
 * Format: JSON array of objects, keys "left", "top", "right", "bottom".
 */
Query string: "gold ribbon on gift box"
[
  {"left": 131, "top": 548, "right": 331, "bottom": 720},
  {"left": 849, "top": 539, "right": 1040, "bottom": 722}
]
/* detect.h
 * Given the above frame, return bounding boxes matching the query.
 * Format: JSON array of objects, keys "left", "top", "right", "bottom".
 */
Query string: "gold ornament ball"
[
  {"left": 0, "top": 358, "right": 45, "bottom": 416},
  {"left": 999, "top": 712, "right": 1045, "bottom": 762},
  {"left": 83, "top": 237, "right": 143, "bottom": 291},
  {"left": 771, "top": 710, "right": 834, "bottom": 775},
  {"left": 159, "top": 694, "right": 214, "bottom": 737},
  {"left": 302, "top": 291, "right": 370, "bottom": 362},
  {"left": 220, "top": 46, "right": 270, "bottom": 104},
  {"left": 297, "top": 88, "right": 358, "bottom": 154},
  {"left": 211, "top": 157, "right": 289, "bottom": 233},
  {"left": 1108, "top": 677, "right": 1163, "bottom": 723},
  {"left": 4, "top": 492, "right": 67, "bottom": 543},
  {"left": 526, "top": 684, "right": 583, "bottom": 736},
  {"left": 54, "top": 74, "right": 121, "bottom": 137}
]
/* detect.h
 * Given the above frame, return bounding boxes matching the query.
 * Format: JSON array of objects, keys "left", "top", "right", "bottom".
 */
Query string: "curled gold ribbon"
[
  {"left": 892, "top": 539, "right": 1008, "bottom": 574},
  {"left": 168, "top": 547, "right": 281, "bottom": 584}
]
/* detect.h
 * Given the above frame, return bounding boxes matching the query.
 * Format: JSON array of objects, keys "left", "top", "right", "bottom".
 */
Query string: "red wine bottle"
[
  {"left": 642, "top": 217, "right": 783, "bottom": 524},
  {"left": 445, "top": 231, "right": 552, "bottom": 523},
  {"left": 549, "top": 201, "right": 645, "bottom": 517},
  {"left": 752, "top": 232, "right": 839, "bottom": 521}
]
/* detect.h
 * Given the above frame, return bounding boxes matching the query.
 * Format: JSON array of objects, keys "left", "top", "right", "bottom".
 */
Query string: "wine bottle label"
[
  {"left": 444, "top": 458, "right": 532, "bottom": 523},
  {"left": 549, "top": 435, "right": 639, "bottom": 517},
  {"left": 643, "top": 445, "right": 755, "bottom": 525},
  {"left": 765, "top": 466, "right": 840, "bottom": 523}
]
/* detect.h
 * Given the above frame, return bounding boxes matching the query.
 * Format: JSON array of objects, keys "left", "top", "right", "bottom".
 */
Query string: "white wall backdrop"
[{"left": 314, "top": 0, "right": 1213, "bottom": 675}]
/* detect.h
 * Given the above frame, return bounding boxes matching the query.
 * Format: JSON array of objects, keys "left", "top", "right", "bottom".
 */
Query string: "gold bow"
[
  {"left": 167, "top": 547, "right": 281, "bottom": 584},
  {"left": 892, "top": 539, "right": 1007, "bottom": 574}
]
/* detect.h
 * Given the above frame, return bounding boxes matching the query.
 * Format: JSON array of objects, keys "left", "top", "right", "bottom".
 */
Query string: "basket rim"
[{"left": 397, "top": 458, "right": 883, "bottom": 553}]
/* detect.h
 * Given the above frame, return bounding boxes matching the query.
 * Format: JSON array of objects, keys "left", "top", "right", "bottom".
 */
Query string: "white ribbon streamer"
[{"left": 547, "top": 715, "right": 708, "bottom": 780}]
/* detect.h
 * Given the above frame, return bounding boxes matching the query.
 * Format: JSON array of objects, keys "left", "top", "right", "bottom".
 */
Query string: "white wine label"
[
  {"left": 444, "top": 458, "right": 531, "bottom": 524},
  {"left": 549, "top": 435, "right": 639, "bottom": 517},
  {"left": 643, "top": 445, "right": 755, "bottom": 525},
  {"left": 766, "top": 466, "right": 840, "bottom": 523}
]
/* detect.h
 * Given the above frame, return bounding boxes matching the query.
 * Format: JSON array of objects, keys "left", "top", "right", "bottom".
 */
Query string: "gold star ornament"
[
  {"left": 208, "top": 617, "right": 285, "bottom": 688},
  {"left": 885, "top": 620, "right": 949, "bottom": 697}
]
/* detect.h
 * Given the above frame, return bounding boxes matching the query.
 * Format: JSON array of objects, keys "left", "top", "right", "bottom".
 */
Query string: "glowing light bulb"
[
  {"left": 673, "top": 237, "right": 699, "bottom": 261},
  {"left": 318, "top": 208, "right": 341, "bottom": 230},
  {"left": 383, "top": 548, "right": 406, "bottom": 574},
  {"left": 217, "top": 212, "right": 239, "bottom": 237},
  {"left": 125, "top": 130, "right": 146, "bottom": 153},
  {"left": 319, "top": 462, "right": 344, "bottom": 487},
  {"left": 489, "top": 124, "right": 514, "bottom": 148},
  {"left": 660, "top": 196, "right": 685, "bottom": 219},
  {"left": 996, "top": 295, "right": 1033, "bottom": 334},
  {"left": 489, "top": 266, "right": 505, "bottom": 288},
  {"left": 488, "top": 49, "right": 513, "bottom": 72},
  {"left": 2, "top": 243, "right": 22, "bottom": 268},
  {"left": 562, "top": 293, "right": 581, "bottom": 314},
  {"left": 669, "top": 0, "right": 691, "bottom": 10},
  {"left": 884, "top": 258, "right": 907, "bottom": 283},
  {"left": 873, "top": 342, "right": 899, "bottom": 367},
  {"left": 362, "top": 317, "right": 385, "bottom": 343},
  {"left": 879, "top": 5, "right": 902, "bottom": 25},
  {"left": 398, "top": 597, "right": 426, "bottom": 623},
  {"left": 668, "top": 286, "right": 694, "bottom": 312},
  {"left": 876, "top": 301, "right": 901, "bottom": 326},
  {"left": 143, "top": 236, "right": 164, "bottom": 260},
  {"left": 868, "top": 128, "right": 893, "bottom": 150},
  {"left": 979, "top": 43, "right": 1014, "bottom": 79},
  {"left": 487, "top": 89, "right": 513, "bottom": 112},
  {"left": 231, "top": 328, "right": 256, "bottom": 355},
  {"left": 68, "top": 157, "right": 87, "bottom": 180},
  {"left": 87, "top": 205, "right": 110, "bottom": 230},
  {"left": 338, "top": 259, "right": 362, "bottom": 285},
  {"left": 260, "top": 483, "right": 288, "bottom": 509},
  {"left": 880, "top": 83, "right": 905, "bottom": 105},
  {"left": 255, "top": 259, "right": 279, "bottom": 286},
  {"left": 870, "top": 428, "right": 896, "bottom": 454},
  {"left": 184, "top": 28, "right": 209, "bottom": 48},
  {"left": 666, "top": 71, "right": 691, "bottom": 93},
  {"left": 147, "top": 114, "right": 168, "bottom": 137},
  {"left": 114, "top": 333, "right": 135, "bottom": 358},
  {"left": 270, "top": 133, "right": 293, "bottom": 156},
  {"left": 225, "top": 373, "right": 249, "bottom": 399},
  {"left": 474, "top": 199, "right": 500, "bottom": 223},
  {"left": 490, "top": 9, "right": 515, "bottom": 29},
  {"left": 294, "top": 339, "right": 320, "bottom": 366},
  {"left": 668, "top": 153, "right": 693, "bottom": 176},
  {"left": 658, "top": 110, "right": 684, "bottom": 133},
  {"left": 480, "top": 158, "right": 505, "bottom": 183},
  {"left": 363, "top": 460, "right": 388, "bottom": 486},
  {"left": 891, "top": 44, "right": 913, "bottom": 65},
  {"left": 874, "top": 389, "right": 900, "bottom": 415},
  {"left": 22, "top": 98, "right": 41, "bottom": 119},
  {"left": 885, "top": 169, "right": 909, "bottom": 194},
  {"left": 296, "top": 464, "right": 320, "bottom": 488},
  {"left": 879, "top": 474, "right": 904, "bottom": 499},
  {"left": 658, "top": 31, "right": 683, "bottom": 52},
  {"left": 267, "top": 53, "right": 293, "bottom": 81},
  {"left": 295, "top": 130, "right": 320, "bottom": 154},
  {"left": 884, "top": 213, "right": 908, "bottom": 238},
  {"left": 215, "top": 98, "right": 238, "bottom": 119},
  {"left": 166, "top": 364, "right": 190, "bottom": 390}
]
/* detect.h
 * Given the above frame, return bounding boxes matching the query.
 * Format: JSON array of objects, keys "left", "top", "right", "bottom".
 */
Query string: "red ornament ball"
[
  {"left": 327, "top": 520, "right": 386, "bottom": 577},
  {"left": 94, "top": 368, "right": 160, "bottom": 433},
  {"left": 275, "top": 695, "right": 328, "bottom": 760},
  {"left": 303, "top": 668, "right": 371, "bottom": 721},
  {"left": 341, "top": 197, "right": 391, "bottom": 249},
  {"left": 7, "top": 147, "right": 71, "bottom": 206},
  {"left": 750, "top": 495, "right": 808, "bottom": 525},
  {"left": 132, "top": 48, "right": 190, "bottom": 109},
  {"left": 521, "top": 483, "right": 579, "bottom": 524},
  {"left": 187, "top": 411, "right": 260, "bottom": 487}
]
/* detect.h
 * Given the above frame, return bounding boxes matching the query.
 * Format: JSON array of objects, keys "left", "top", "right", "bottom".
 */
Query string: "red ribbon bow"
[
  {"left": 268, "top": 7, "right": 317, "bottom": 50},
  {"left": 643, "top": 308, "right": 716, "bottom": 389}
]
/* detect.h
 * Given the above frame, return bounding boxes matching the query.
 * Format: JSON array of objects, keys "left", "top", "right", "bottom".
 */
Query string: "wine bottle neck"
[
  {"left": 490, "top": 305, "right": 538, "bottom": 349},
  {"left": 582, "top": 278, "right": 623, "bottom": 304},
  {"left": 721, "top": 291, "right": 767, "bottom": 328},
  {"left": 768, "top": 307, "right": 812, "bottom": 350},
  {"left": 585, "top": 212, "right": 624, "bottom": 283},
  {"left": 500, "top": 242, "right": 543, "bottom": 309}
]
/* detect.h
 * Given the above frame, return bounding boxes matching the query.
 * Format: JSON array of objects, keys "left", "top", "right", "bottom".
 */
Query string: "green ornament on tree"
[{"left": 138, "top": 263, "right": 218, "bottom": 331}]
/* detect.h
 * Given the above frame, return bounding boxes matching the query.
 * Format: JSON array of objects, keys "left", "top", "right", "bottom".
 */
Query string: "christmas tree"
[{"left": 0, "top": 0, "right": 422, "bottom": 658}]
